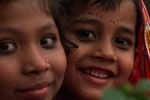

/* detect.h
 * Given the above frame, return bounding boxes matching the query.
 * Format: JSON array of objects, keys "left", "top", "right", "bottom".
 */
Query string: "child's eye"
[
  {"left": 76, "top": 30, "right": 96, "bottom": 41},
  {"left": 40, "top": 34, "right": 56, "bottom": 49},
  {"left": 114, "top": 37, "right": 132, "bottom": 50},
  {"left": 0, "top": 40, "right": 17, "bottom": 54}
]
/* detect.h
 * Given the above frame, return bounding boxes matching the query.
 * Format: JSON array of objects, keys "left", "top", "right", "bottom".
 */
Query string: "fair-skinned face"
[
  {"left": 63, "top": 0, "right": 136, "bottom": 100},
  {"left": 0, "top": 0, "right": 66, "bottom": 100}
]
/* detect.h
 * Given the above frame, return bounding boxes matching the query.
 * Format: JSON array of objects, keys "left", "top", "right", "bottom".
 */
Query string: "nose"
[
  {"left": 21, "top": 47, "right": 50, "bottom": 75},
  {"left": 91, "top": 40, "right": 117, "bottom": 62}
]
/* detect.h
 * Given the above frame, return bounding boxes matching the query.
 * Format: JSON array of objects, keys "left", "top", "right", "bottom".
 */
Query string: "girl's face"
[
  {"left": 63, "top": 0, "right": 136, "bottom": 100},
  {"left": 0, "top": 1, "right": 66, "bottom": 100}
]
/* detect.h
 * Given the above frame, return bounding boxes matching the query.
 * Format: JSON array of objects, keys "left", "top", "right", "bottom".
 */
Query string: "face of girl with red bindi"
[
  {"left": 62, "top": 0, "right": 136, "bottom": 100},
  {"left": 0, "top": 0, "right": 66, "bottom": 100}
]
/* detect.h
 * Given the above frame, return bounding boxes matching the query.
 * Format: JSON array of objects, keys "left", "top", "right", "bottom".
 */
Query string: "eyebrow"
[
  {"left": 0, "top": 24, "right": 56, "bottom": 35},
  {"left": 117, "top": 26, "right": 135, "bottom": 36},
  {"left": 0, "top": 27, "right": 19, "bottom": 35},
  {"left": 66, "top": 17, "right": 104, "bottom": 29},
  {"left": 66, "top": 17, "right": 135, "bottom": 36},
  {"left": 38, "top": 24, "right": 56, "bottom": 33}
]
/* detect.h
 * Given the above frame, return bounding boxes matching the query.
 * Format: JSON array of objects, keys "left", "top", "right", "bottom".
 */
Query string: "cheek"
[
  {"left": 115, "top": 51, "right": 134, "bottom": 86},
  {"left": 48, "top": 49, "right": 67, "bottom": 93},
  {"left": 120, "top": 53, "right": 134, "bottom": 74},
  {"left": 124, "top": 52, "right": 134, "bottom": 69},
  {"left": 49, "top": 49, "right": 67, "bottom": 77},
  {"left": 67, "top": 45, "right": 92, "bottom": 64},
  {"left": 117, "top": 49, "right": 134, "bottom": 73},
  {"left": 0, "top": 61, "right": 19, "bottom": 93},
  {"left": 0, "top": 60, "right": 18, "bottom": 81},
  {"left": 121, "top": 57, "right": 134, "bottom": 76},
  {"left": 65, "top": 47, "right": 87, "bottom": 76}
]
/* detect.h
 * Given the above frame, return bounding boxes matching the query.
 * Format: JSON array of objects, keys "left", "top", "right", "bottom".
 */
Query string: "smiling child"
[{"left": 52, "top": 0, "right": 142, "bottom": 100}]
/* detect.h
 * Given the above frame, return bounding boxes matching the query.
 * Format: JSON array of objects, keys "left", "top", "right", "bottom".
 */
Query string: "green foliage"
[
  {"left": 101, "top": 88, "right": 127, "bottom": 100},
  {"left": 101, "top": 79, "right": 150, "bottom": 100},
  {"left": 136, "top": 79, "right": 150, "bottom": 91}
]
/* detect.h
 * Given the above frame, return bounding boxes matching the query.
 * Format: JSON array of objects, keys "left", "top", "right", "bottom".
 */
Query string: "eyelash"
[
  {"left": 75, "top": 29, "right": 96, "bottom": 41},
  {"left": 114, "top": 37, "right": 133, "bottom": 50},
  {"left": 40, "top": 34, "right": 57, "bottom": 49},
  {"left": 0, "top": 34, "right": 57, "bottom": 55},
  {"left": 0, "top": 40, "right": 17, "bottom": 54}
]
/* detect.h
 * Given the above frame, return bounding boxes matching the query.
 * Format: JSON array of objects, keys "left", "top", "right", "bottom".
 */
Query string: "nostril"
[
  {"left": 94, "top": 56, "right": 116, "bottom": 63},
  {"left": 23, "top": 65, "right": 50, "bottom": 75},
  {"left": 109, "top": 58, "right": 116, "bottom": 63},
  {"left": 29, "top": 70, "right": 41, "bottom": 74},
  {"left": 22, "top": 59, "right": 51, "bottom": 75},
  {"left": 21, "top": 52, "right": 52, "bottom": 75}
]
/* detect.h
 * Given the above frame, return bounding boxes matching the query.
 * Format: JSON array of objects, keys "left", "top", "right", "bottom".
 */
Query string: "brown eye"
[
  {"left": 0, "top": 40, "right": 17, "bottom": 54},
  {"left": 76, "top": 30, "right": 96, "bottom": 41},
  {"left": 40, "top": 34, "right": 56, "bottom": 49},
  {"left": 115, "top": 37, "right": 132, "bottom": 50}
]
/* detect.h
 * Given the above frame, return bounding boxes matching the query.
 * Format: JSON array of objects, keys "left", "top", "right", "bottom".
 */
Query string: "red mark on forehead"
[{"left": 88, "top": 11, "right": 125, "bottom": 24}]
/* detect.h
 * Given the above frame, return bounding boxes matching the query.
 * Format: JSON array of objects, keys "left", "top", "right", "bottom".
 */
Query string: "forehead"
[
  {"left": 71, "top": 0, "right": 137, "bottom": 25},
  {"left": 0, "top": 0, "right": 50, "bottom": 23},
  {"left": 0, "top": 0, "right": 39, "bottom": 9},
  {"left": 65, "top": 0, "right": 137, "bottom": 37},
  {"left": 89, "top": 0, "right": 136, "bottom": 19},
  {"left": 0, "top": 0, "right": 46, "bottom": 16},
  {"left": 0, "top": 0, "right": 55, "bottom": 36},
  {"left": 69, "top": 0, "right": 137, "bottom": 21}
]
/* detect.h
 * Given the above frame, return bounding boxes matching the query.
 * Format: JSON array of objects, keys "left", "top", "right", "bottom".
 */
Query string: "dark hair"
[
  {"left": 52, "top": 0, "right": 142, "bottom": 49},
  {"left": 144, "top": 0, "right": 150, "bottom": 15},
  {"left": 47, "top": 0, "right": 73, "bottom": 53}
]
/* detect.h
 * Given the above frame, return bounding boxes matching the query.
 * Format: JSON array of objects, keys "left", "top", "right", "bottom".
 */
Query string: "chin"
[{"left": 75, "top": 90, "right": 103, "bottom": 100}]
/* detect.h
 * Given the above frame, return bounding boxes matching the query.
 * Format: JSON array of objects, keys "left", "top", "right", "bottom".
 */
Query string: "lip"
[
  {"left": 77, "top": 66, "right": 116, "bottom": 85},
  {"left": 16, "top": 82, "right": 52, "bottom": 100},
  {"left": 78, "top": 66, "right": 116, "bottom": 76}
]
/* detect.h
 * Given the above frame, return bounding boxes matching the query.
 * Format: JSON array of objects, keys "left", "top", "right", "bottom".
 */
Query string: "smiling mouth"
[{"left": 80, "top": 68, "right": 115, "bottom": 79}]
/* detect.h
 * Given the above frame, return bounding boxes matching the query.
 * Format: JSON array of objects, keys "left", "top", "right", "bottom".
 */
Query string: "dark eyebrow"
[
  {"left": 0, "top": 24, "right": 57, "bottom": 36},
  {"left": 117, "top": 26, "right": 135, "bottom": 36},
  {"left": 0, "top": 27, "right": 19, "bottom": 35},
  {"left": 66, "top": 17, "right": 104, "bottom": 29}
]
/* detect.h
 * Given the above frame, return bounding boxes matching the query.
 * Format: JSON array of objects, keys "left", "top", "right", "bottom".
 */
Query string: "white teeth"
[{"left": 82, "top": 69, "right": 110, "bottom": 78}]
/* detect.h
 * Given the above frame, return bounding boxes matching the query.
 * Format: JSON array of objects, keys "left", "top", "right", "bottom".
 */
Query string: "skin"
[
  {"left": 61, "top": 0, "right": 137, "bottom": 100},
  {"left": 0, "top": 0, "right": 66, "bottom": 100}
]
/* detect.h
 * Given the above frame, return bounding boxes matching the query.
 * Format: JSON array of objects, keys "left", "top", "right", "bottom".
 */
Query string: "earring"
[{"left": 46, "top": 59, "right": 49, "bottom": 63}]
